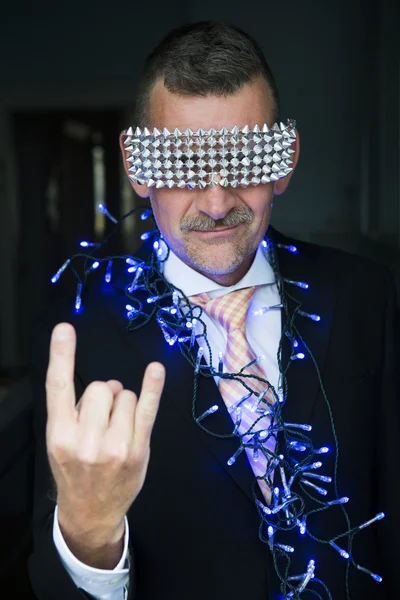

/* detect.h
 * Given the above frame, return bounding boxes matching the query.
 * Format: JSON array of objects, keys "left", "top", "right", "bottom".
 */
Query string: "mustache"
[{"left": 181, "top": 207, "right": 254, "bottom": 231}]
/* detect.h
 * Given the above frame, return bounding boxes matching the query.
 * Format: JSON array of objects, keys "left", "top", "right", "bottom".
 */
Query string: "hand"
[{"left": 45, "top": 322, "right": 165, "bottom": 567}]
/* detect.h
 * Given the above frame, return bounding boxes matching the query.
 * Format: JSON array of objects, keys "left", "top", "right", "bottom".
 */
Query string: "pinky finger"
[{"left": 134, "top": 362, "right": 165, "bottom": 450}]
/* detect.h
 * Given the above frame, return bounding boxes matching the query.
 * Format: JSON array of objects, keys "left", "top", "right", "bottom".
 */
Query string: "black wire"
[{"left": 54, "top": 211, "right": 381, "bottom": 600}]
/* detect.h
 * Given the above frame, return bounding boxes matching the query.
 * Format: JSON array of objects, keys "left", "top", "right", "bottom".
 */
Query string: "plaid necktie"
[{"left": 190, "top": 286, "right": 276, "bottom": 503}]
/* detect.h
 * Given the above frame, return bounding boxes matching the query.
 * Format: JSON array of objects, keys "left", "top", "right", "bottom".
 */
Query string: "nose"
[{"left": 193, "top": 181, "right": 236, "bottom": 221}]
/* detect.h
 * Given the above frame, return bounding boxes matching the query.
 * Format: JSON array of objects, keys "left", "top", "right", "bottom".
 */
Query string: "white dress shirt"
[{"left": 53, "top": 242, "right": 282, "bottom": 600}]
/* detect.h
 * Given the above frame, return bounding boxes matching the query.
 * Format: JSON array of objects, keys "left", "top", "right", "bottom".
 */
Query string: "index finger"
[
  {"left": 46, "top": 323, "right": 77, "bottom": 423},
  {"left": 133, "top": 362, "right": 165, "bottom": 450}
]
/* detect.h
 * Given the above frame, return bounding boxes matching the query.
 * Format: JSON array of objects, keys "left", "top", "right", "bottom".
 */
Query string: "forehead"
[{"left": 147, "top": 76, "right": 274, "bottom": 132}]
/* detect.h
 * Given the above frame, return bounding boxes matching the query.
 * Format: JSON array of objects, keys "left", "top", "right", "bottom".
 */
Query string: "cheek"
[
  {"left": 241, "top": 186, "right": 274, "bottom": 219},
  {"left": 150, "top": 194, "right": 188, "bottom": 237}
]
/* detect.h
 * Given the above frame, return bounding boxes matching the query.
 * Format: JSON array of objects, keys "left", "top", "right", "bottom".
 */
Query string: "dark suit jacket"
[{"left": 28, "top": 228, "right": 399, "bottom": 600}]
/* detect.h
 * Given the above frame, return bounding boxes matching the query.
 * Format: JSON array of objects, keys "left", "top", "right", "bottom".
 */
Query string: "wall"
[
  {"left": 187, "top": 0, "right": 370, "bottom": 237},
  {"left": 0, "top": 0, "right": 398, "bottom": 367}
]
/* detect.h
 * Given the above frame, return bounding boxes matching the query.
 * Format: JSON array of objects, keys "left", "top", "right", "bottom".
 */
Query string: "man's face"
[{"left": 127, "top": 77, "right": 295, "bottom": 284}]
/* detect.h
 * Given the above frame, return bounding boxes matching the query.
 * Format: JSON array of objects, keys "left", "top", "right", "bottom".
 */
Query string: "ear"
[
  {"left": 119, "top": 131, "right": 150, "bottom": 199},
  {"left": 272, "top": 128, "right": 300, "bottom": 196}
]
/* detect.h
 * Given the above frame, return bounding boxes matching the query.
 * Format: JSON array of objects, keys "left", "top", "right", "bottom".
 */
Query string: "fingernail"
[{"left": 53, "top": 324, "right": 70, "bottom": 340}]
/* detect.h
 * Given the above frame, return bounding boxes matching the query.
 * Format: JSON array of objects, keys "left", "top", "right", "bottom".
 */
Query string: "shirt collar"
[{"left": 163, "top": 243, "right": 275, "bottom": 298}]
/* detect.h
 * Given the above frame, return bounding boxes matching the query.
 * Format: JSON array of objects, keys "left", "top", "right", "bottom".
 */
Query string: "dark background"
[
  {"left": 0, "top": 0, "right": 399, "bottom": 376},
  {"left": 0, "top": 0, "right": 399, "bottom": 594}
]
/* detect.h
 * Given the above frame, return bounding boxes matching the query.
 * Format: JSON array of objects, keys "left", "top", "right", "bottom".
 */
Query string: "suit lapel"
[{"left": 269, "top": 228, "right": 337, "bottom": 429}]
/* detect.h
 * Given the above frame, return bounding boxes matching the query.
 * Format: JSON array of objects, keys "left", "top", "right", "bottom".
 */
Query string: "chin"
[{"left": 186, "top": 248, "right": 249, "bottom": 276}]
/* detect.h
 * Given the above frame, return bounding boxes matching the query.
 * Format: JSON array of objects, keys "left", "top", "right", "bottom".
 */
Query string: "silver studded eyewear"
[{"left": 123, "top": 119, "right": 297, "bottom": 189}]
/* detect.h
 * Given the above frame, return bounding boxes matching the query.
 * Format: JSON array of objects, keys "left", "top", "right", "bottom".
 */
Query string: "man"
[{"left": 28, "top": 21, "right": 398, "bottom": 600}]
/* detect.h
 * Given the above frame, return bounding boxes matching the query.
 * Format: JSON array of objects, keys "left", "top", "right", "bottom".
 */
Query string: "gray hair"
[{"left": 134, "top": 21, "right": 281, "bottom": 127}]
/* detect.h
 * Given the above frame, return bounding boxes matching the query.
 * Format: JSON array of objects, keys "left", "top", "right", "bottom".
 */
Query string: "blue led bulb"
[
  {"left": 105, "top": 259, "right": 112, "bottom": 283},
  {"left": 98, "top": 203, "right": 117, "bottom": 223},
  {"left": 141, "top": 208, "right": 152, "bottom": 220},
  {"left": 51, "top": 259, "right": 71, "bottom": 283}
]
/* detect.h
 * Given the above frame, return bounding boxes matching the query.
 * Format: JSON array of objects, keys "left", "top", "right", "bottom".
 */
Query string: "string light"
[
  {"left": 357, "top": 512, "right": 385, "bottom": 531},
  {"left": 289, "top": 441, "right": 307, "bottom": 452},
  {"left": 284, "top": 278, "right": 309, "bottom": 290},
  {"left": 79, "top": 240, "right": 101, "bottom": 248},
  {"left": 253, "top": 445, "right": 259, "bottom": 462},
  {"left": 298, "top": 560, "right": 316, "bottom": 593},
  {"left": 277, "top": 243, "right": 299, "bottom": 254},
  {"left": 329, "top": 541, "right": 350, "bottom": 560},
  {"left": 270, "top": 496, "right": 297, "bottom": 515},
  {"left": 280, "top": 465, "right": 291, "bottom": 498},
  {"left": 49, "top": 219, "right": 387, "bottom": 599},
  {"left": 195, "top": 347, "right": 204, "bottom": 374},
  {"left": 267, "top": 525, "right": 275, "bottom": 550},
  {"left": 298, "top": 310, "right": 321, "bottom": 322},
  {"left": 297, "top": 518, "right": 307, "bottom": 535},
  {"left": 285, "top": 332, "right": 300, "bottom": 353},
  {"left": 127, "top": 266, "right": 143, "bottom": 293},
  {"left": 284, "top": 422, "right": 312, "bottom": 432},
  {"left": 228, "top": 392, "right": 252, "bottom": 414},
  {"left": 290, "top": 352, "right": 305, "bottom": 360},
  {"left": 98, "top": 203, "right": 117, "bottom": 223},
  {"left": 287, "top": 559, "right": 316, "bottom": 597},
  {"left": 298, "top": 461, "right": 322, "bottom": 471},
  {"left": 233, "top": 407, "right": 242, "bottom": 434},
  {"left": 301, "top": 472, "right": 332, "bottom": 483},
  {"left": 256, "top": 498, "right": 271, "bottom": 515},
  {"left": 146, "top": 292, "right": 173, "bottom": 304},
  {"left": 254, "top": 303, "right": 283, "bottom": 315},
  {"left": 315, "top": 446, "right": 330, "bottom": 454},
  {"left": 88, "top": 261, "right": 99, "bottom": 273},
  {"left": 218, "top": 351, "right": 224, "bottom": 373},
  {"left": 276, "top": 543, "right": 295, "bottom": 553},
  {"left": 141, "top": 208, "right": 152, "bottom": 220},
  {"left": 326, "top": 497, "right": 349, "bottom": 506},
  {"left": 196, "top": 405, "right": 219, "bottom": 423},
  {"left": 227, "top": 446, "right": 244, "bottom": 466},
  {"left": 276, "top": 388, "right": 285, "bottom": 403},
  {"left": 74, "top": 283, "right": 83, "bottom": 313},
  {"left": 355, "top": 564, "right": 383, "bottom": 583},
  {"left": 105, "top": 259, "right": 113, "bottom": 283},
  {"left": 240, "top": 355, "right": 265, "bottom": 372},
  {"left": 301, "top": 479, "right": 328, "bottom": 496},
  {"left": 250, "top": 384, "right": 271, "bottom": 412},
  {"left": 50, "top": 259, "right": 71, "bottom": 283}
]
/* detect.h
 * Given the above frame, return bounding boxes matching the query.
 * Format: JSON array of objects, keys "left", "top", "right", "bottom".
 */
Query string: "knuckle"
[
  {"left": 106, "top": 441, "right": 131, "bottom": 465},
  {"left": 47, "top": 433, "right": 74, "bottom": 460},
  {"left": 76, "top": 445, "right": 100, "bottom": 466},
  {"left": 46, "top": 374, "right": 68, "bottom": 392},
  {"left": 130, "top": 444, "right": 147, "bottom": 465},
  {"left": 83, "top": 381, "right": 112, "bottom": 404},
  {"left": 75, "top": 434, "right": 103, "bottom": 465},
  {"left": 86, "top": 380, "right": 108, "bottom": 395},
  {"left": 139, "top": 403, "right": 157, "bottom": 422}
]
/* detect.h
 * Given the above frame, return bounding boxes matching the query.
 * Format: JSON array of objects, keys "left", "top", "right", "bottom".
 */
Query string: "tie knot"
[{"left": 190, "top": 286, "right": 257, "bottom": 333}]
